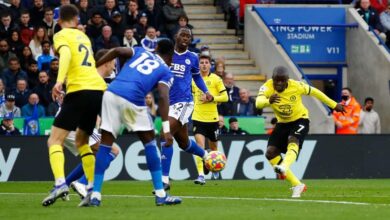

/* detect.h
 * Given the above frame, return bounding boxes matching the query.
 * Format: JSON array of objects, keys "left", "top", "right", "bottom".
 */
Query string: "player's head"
[
  {"left": 199, "top": 54, "right": 211, "bottom": 74},
  {"left": 59, "top": 4, "right": 79, "bottom": 25},
  {"left": 95, "top": 49, "right": 115, "bottom": 77},
  {"left": 272, "top": 66, "right": 289, "bottom": 92},
  {"left": 155, "top": 38, "right": 174, "bottom": 66},
  {"left": 175, "top": 28, "right": 191, "bottom": 51}
]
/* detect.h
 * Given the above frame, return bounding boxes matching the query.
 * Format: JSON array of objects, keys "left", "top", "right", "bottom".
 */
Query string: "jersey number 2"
[
  {"left": 78, "top": 44, "right": 92, "bottom": 66},
  {"left": 129, "top": 52, "right": 159, "bottom": 75}
]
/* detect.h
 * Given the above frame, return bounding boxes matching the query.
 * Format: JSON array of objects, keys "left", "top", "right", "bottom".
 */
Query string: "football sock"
[
  {"left": 80, "top": 150, "right": 116, "bottom": 186},
  {"left": 65, "top": 163, "right": 83, "bottom": 186},
  {"left": 161, "top": 142, "right": 173, "bottom": 182},
  {"left": 78, "top": 175, "right": 88, "bottom": 185},
  {"left": 282, "top": 142, "right": 299, "bottom": 169},
  {"left": 184, "top": 140, "right": 205, "bottom": 158},
  {"left": 49, "top": 145, "right": 65, "bottom": 186},
  {"left": 78, "top": 144, "right": 95, "bottom": 189},
  {"left": 195, "top": 156, "right": 204, "bottom": 176},
  {"left": 145, "top": 140, "right": 166, "bottom": 198},
  {"left": 269, "top": 155, "right": 301, "bottom": 186},
  {"left": 93, "top": 144, "right": 112, "bottom": 193}
]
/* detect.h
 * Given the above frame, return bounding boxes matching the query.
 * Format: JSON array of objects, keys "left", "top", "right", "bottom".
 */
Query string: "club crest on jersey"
[
  {"left": 185, "top": 59, "right": 191, "bottom": 65},
  {"left": 290, "top": 95, "right": 296, "bottom": 101}
]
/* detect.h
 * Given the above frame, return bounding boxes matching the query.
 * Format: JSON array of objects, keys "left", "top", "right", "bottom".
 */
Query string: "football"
[{"left": 205, "top": 151, "right": 227, "bottom": 172}]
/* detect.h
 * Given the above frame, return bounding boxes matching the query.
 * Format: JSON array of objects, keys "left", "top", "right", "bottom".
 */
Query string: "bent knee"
[{"left": 265, "top": 147, "right": 279, "bottom": 160}]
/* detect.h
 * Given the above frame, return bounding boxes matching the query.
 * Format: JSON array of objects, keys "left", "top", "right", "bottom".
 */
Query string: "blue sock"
[
  {"left": 78, "top": 175, "right": 88, "bottom": 185},
  {"left": 161, "top": 142, "right": 173, "bottom": 177},
  {"left": 145, "top": 140, "right": 163, "bottom": 190},
  {"left": 93, "top": 144, "right": 112, "bottom": 193},
  {"left": 185, "top": 140, "right": 205, "bottom": 158},
  {"left": 65, "top": 163, "right": 84, "bottom": 186}
]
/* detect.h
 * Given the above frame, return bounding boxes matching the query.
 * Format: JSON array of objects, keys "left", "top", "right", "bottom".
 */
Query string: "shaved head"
[{"left": 272, "top": 66, "right": 289, "bottom": 92}]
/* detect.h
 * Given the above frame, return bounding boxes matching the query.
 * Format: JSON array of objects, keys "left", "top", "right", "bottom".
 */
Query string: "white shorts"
[
  {"left": 63, "top": 128, "right": 101, "bottom": 156},
  {"left": 100, "top": 91, "right": 154, "bottom": 138},
  {"left": 169, "top": 102, "right": 194, "bottom": 125}
]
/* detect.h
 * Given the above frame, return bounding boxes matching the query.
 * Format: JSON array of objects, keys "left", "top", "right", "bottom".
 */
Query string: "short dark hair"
[
  {"left": 199, "top": 54, "right": 211, "bottom": 62},
  {"left": 272, "top": 66, "right": 289, "bottom": 78},
  {"left": 95, "top": 49, "right": 109, "bottom": 61},
  {"left": 342, "top": 87, "right": 352, "bottom": 93},
  {"left": 1, "top": 12, "right": 11, "bottom": 19},
  {"left": 29, "top": 60, "right": 38, "bottom": 65},
  {"left": 41, "top": 40, "right": 51, "bottom": 47},
  {"left": 59, "top": 4, "right": 79, "bottom": 22},
  {"left": 364, "top": 97, "right": 374, "bottom": 104},
  {"left": 156, "top": 38, "right": 174, "bottom": 57},
  {"left": 229, "top": 117, "right": 238, "bottom": 124},
  {"left": 177, "top": 14, "right": 188, "bottom": 22},
  {"left": 8, "top": 57, "right": 19, "bottom": 64}
]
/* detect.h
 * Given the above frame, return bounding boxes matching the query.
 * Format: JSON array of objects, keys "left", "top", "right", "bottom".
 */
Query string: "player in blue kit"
[
  {"left": 79, "top": 39, "right": 181, "bottom": 207},
  {"left": 160, "top": 28, "right": 213, "bottom": 188}
]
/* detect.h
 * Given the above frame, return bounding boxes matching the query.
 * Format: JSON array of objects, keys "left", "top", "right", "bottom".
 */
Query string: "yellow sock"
[
  {"left": 269, "top": 155, "right": 282, "bottom": 166},
  {"left": 282, "top": 142, "right": 299, "bottom": 169},
  {"left": 78, "top": 144, "right": 95, "bottom": 186},
  {"left": 285, "top": 170, "right": 301, "bottom": 187},
  {"left": 49, "top": 145, "right": 65, "bottom": 180},
  {"left": 195, "top": 156, "right": 204, "bottom": 176}
]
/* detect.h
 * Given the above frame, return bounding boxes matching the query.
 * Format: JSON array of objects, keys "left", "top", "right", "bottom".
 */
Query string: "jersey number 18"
[{"left": 129, "top": 52, "right": 160, "bottom": 75}]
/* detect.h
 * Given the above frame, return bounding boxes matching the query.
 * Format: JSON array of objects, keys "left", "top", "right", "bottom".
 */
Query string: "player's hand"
[
  {"left": 52, "top": 82, "right": 63, "bottom": 101},
  {"left": 269, "top": 94, "right": 281, "bottom": 104},
  {"left": 163, "top": 132, "right": 174, "bottom": 147},
  {"left": 201, "top": 93, "right": 213, "bottom": 103},
  {"left": 334, "top": 103, "right": 346, "bottom": 114},
  {"left": 204, "top": 92, "right": 214, "bottom": 102}
]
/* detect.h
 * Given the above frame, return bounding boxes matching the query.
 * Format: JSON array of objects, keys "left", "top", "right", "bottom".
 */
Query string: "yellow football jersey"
[
  {"left": 256, "top": 79, "right": 337, "bottom": 123},
  {"left": 192, "top": 73, "right": 228, "bottom": 122},
  {"left": 53, "top": 28, "right": 107, "bottom": 93}
]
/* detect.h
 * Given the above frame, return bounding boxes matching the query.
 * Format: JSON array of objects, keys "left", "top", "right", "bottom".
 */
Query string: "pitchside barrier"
[{"left": 1, "top": 135, "right": 390, "bottom": 182}]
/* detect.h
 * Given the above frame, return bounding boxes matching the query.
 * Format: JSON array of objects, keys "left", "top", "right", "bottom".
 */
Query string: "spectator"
[
  {"left": 14, "top": 79, "right": 31, "bottom": 108},
  {"left": 233, "top": 88, "right": 262, "bottom": 116},
  {"left": 9, "top": 0, "right": 24, "bottom": 22},
  {"left": 101, "top": 0, "right": 120, "bottom": 23},
  {"left": 123, "top": 0, "right": 140, "bottom": 28},
  {"left": 0, "top": 93, "right": 22, "bottom": 117},
  {"left": 19, "top": 10, "right": 34, "bottom": 46},
  {"left": 47, "top": 91, "right": 62, "bottom": 116},
  {"left": 37, "top": 40, "right": 54, "bottom": 71},
  {"left": 380, "top": 4, "right": 390, "bottom": 47},
  {"left": 142, "top": 0, "right": 162, "bottom": 34},
  {"left": 145, "top": 92, "right": 158, "bottom": 121},
  {"left": 93, "top": 25, "right": 120, "bottom": 52},
  {"left": 29, "top": 0, "right": 45, "bottom": 27},
  {"left": 29, "top": 26, "right": 50, "bottom": 59},
  {"left": 141, "top": 26, "right": 158, "bottom": 52},
  {"left": 26, "top": 60, "right": 39, "bottom": 89},
  {"left": 0, "top": 78, "right": 5, "bottom": 105},
  {"left": 32, "top": 70, "right": 54, "bottom": 108},
  {"left": 0, "top": 39, "right": 17, "bottom": 74},
  {"left": 21, "top": 92, "right": 45, "bottom": 117},
  {"left": 77, "top": 0, "right": 91, "bottom": 26},
  {"left": 134, "top": 12, "right": 149, "bottom": 41},
  {"left": 0, "top": 13, "right": 18, "bottom": 40},
  {"left": 162, "top": 0, "right": 186, "bottom": 39},
  {"left": 0, "top": 112, "right": 21, "bottom": 136},
  {"left": 218, "top": 72, "right": 240, "bottom": 115},
  {"left": 267, "top": 117, "right": 277, "bottom": 135},
  {"left": 228, "top": 117, "right": 249, "bottom": 135},
  {"left": 8, "top": 30, "right": 25, "bottom": 57},
  {"left": 3, "top": 57, "right": 27, "bottom": 91},
  {"left": 48, "top": 57, "right": 58, "bottom": 82},
  {"left": 172, "top": 14, "right": 193, "bottom": 38},
  {"left": 333, "top": 87, "right": 361, "bottom": 134},
  {"left": 356, "top": 0, "right": 387, "bottom": 41},
  {"left": 40, "top": 7, "right": 56, "bottom": 41},
  {"left": 358, "top": 97, "right": 381, "bottom": 134},
  {"left": 86, "top": 10, "right": 107, "bottom": 40},
  {"left": 218, "top": 115, "right": 228, "bottom": 134},
  {"left": 109, "top": 11, "right": 127, "bottom": 41},
  {"left": 122, "top": 28, "right": 138, "bottom": 47},
  {"left": 19, "top": 46, "right": 35, "bottom": 72},
  {"left": 215, "top": 58, "right": 226, "bottom": 78}
]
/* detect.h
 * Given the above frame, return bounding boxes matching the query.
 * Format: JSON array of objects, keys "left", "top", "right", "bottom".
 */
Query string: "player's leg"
[
  {"left": 75, "top": 128, "right": 95, "bottom": 191},
  {"left": 138, "top": 130, "right": 181, "bottom": 206},
  {"left": 194, "top": 132, "right": 206, "bottom": 185}
]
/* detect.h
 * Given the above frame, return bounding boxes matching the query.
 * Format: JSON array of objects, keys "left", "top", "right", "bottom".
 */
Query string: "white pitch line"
[{"left": 0, "top": 192, "right": 386, "bottom": 206}]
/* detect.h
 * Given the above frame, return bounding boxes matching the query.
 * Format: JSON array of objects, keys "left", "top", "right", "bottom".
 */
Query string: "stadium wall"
[
  {"left": 2, "top": 135, "right": 390, "bottom": 182},
  {"left": 244, "top": 5, "right": 335, "bottom": 134},
  {"left": 346, "top": 9, "right": 390, "bottom": 133}
]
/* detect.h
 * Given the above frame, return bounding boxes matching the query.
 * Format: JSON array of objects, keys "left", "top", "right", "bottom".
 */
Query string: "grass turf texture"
[{"left": 1, "top": 179, "right": 390, "bottom": 220}]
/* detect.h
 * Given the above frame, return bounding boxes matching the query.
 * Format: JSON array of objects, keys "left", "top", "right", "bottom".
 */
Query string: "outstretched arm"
[
  {"left": 309, "top": 86, "right": 345, "bottom": 113},
  {"left": 96, "top": 47, "right": 134, "bottom": 67}
]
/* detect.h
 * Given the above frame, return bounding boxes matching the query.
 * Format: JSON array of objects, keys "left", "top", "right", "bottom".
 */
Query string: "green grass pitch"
[{"left": 1, "top": 179, "right": 390, "bottom": 220}]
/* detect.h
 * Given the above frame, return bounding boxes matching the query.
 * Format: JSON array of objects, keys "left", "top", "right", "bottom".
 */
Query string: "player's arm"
[
  {"left": 96, "top": 47, "right": 134, "bottom": 67},
  {"left": 52, "top": 45, "right": 71, "bottom": 100},
  {"left": 157, "top": 81, "right": 173, "bottom": 146},
  {"left": 255, "top": 84, "right": 272, "bottom": 109},
  {"left": 213, "top": 78, "right": 228, "bottom": 102}
]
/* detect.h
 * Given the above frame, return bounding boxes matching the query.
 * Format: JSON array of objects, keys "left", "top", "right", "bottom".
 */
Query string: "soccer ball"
[{"left": 205, "top": 151, "right": 227, "bottom": 172}]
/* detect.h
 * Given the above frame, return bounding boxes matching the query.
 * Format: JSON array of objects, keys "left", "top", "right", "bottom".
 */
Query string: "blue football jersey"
[
  {"left": 169, "top": 50, "right": 200, "bottom": 105},
  {"left": 108, "top": 47, "right": 174, "bottom": 106}
]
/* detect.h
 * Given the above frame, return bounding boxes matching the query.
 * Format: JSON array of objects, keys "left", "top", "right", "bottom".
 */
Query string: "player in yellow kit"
[
  {"left": 42, "top": 4, "right": 107, "bottom": 207},
  {"left": 256, "top": 66, "right": 345, "bottom": 198},
  {"left": 192, "top": 55, "right": 228, "bottom": 185}
]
